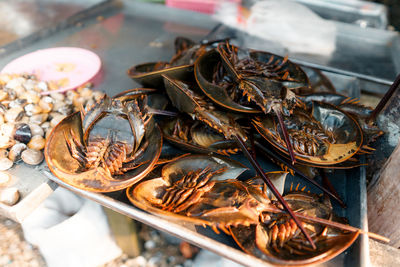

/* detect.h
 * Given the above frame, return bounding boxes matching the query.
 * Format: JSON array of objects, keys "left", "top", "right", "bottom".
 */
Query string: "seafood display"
[
  {"left": 127, "top": 155, "right": 359, "bottom": 266},
  {"left": 0, "top": 74, "right": 103, "bottom": 206},
  {"left": 41, "top": 36, "right": 391, "bottom": 265},
  {"left": 0, "top": 74, "right": 103, "bottom": 170}
]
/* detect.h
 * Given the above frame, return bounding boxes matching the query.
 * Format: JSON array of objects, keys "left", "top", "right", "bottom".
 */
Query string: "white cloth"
[
  {"left": 21, "top": 188, "right": 122, "bottom": 267},
  {"left": 215, "top": 0, "right": 336, "bottom": 56},
  {"left": 193, "top": 249, "right": 244, "bottom": 267}
]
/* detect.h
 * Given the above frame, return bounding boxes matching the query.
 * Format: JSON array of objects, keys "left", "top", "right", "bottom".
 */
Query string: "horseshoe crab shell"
[
  {"left": 253, "top": 101, "right": 363, "bottom": 166},
  {"left": 45, "top": 92, "right": 166, "bottom": 192},
  {"left": 229, "top": 191, "right": 359, "bottom": 266},
  {"left": 127, "top": 155, "right": 250, "bottom": 226}
]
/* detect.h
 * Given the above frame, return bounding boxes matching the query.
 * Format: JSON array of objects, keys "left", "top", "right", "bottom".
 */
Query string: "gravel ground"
[
  {"left": 0, "top": 215, "right": 196, "bottom": 267},
  {"left": 0, "top": 216, "right": 45, "bottom": 266},
  {"left": 3, "top": 212, "right": 400, "bottom": 267}
]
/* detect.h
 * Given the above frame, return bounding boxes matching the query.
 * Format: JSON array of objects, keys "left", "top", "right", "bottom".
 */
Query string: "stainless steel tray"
[
  {"left": 0, "top": 1, "right": 382, "bottom": 265},
  {"left": 42, "top": 144, "right": 369, "bottom": 267}
]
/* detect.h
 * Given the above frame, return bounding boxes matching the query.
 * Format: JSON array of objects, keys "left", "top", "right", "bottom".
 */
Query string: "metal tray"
[
  {"left": 43, "top": 150, "right": 368, "bottom": 267},
  {"left": 0, "top": 1, "right": 380, "bottom": 265}
]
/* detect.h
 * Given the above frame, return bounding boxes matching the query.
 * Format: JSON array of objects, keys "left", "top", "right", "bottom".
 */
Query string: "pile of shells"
[{"left": 0, "top": 74, "right": 104, "bottom": 205}]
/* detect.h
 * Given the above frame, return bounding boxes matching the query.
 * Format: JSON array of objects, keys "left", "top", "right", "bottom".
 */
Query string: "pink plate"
[{"left": 1, "top": 47, "right": 101, "bottom": 93}]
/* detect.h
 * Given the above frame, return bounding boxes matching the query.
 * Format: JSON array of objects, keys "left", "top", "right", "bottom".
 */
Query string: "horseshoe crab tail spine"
[
  {"left": 147, "top": 107, "right": 178, "bottom": 117},
  {"left": 273, "top": 106, "right": 296, "bottom": 165},
  {"left": 320, "top": 169, "right": 347, "bottom": 208}
]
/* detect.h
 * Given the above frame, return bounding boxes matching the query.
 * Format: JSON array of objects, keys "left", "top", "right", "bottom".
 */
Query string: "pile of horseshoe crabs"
[{"left": 45, "top": 37, "right": 391, "bottom": 265}]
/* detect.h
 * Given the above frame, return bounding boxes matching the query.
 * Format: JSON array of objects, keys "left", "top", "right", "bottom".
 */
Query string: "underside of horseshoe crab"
[
  {"left": 45, "top": 89, "right": 167, "bottom": 192},
  {"left": 127, "top": 154, "right": 359, "bottom": 266},
  {"left": 253, "top": 101, "right": 363, "bottom": 166},
  {"left": 161, "top": 115, "right": 239, "bottom": 156},
  {"left": 301, "top": 92, "right": 383, "bottom": 150},
  {"left": 229, "top": 191, "right": 359, "bottom": 265}
]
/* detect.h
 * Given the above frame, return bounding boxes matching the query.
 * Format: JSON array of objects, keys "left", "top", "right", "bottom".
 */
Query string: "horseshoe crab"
[
  {"left": 127, "top": 154, "right": 359, "bottom": 265},
  {"left": 253, "top": 101, "right": 363, "bottom": 166},
  {"left": 45, "top": 89, "right": 166, "bottom": 192},
  {"left": 161, "top": 115, "right": 239, "bottom": 156},
  {"left": 128, "top": 37, "right": 217, "bottom": 88}
]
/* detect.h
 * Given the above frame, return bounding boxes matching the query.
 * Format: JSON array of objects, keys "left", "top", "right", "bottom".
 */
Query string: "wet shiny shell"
[
  {"left": 195, "top": 48, "right": 309, "bottom": 114},
  {"left": 253, "top": 101, "right": 363, "bottom": 165},
  {"left": 229, "top": 191, "right": 359, "bottom": 266},
  {"left": 14, "top": 123, "right": 32, "bottom": 144},
  {"left": 195, "top": 49, "right": 261, "bottom": 114},
  {"left": 45, "top": 92, "right": 166, "bottom": 192},
  {"left": 21, "top": 149, "right": 44, "bottom": 165},
  {"left": 0, "top": 157, "right": 13, "bottom": 171},
  {"left": 0, "top": 187, "right": 20, "bottom": 205},
  {"left": 127, "top": 155, "right": 248, "bottom": 226},
  {"left": 127, "top": 62, "right": 193, "bottom": 88},
  {"left": 9, "top": 143, "right": 27, "bottom": 162},
  {"left": 161, "top": 117, "right": 238, "bottom": 155}
]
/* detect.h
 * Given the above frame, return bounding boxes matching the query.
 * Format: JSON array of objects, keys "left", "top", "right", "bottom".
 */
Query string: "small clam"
[
  {"left": 9, "top": 143, "right": 27, "bottom": 162},
  {"left": 5, "top": 77, "right": 24, "bottom": 90},
  {"left": 66, "top": 90, "right": 78, "bottom": 101},
  {"left": 9, "top": 98, "right": 27, "bottom": 109},
  {"left": 27, "top": 135, "right": 45, "bottom": 150},
  {"left": 0, "top": 157, "right": 13, "bottom": 171},
  {"left": 0, "top": 103, "right": 7, "bottom": 114},
  {"left": 21, "top": 148, "right": 43, "bottom": 165},
  {"left": 41, "top": 121, "right": 51, "bottom": 133},
  {"left": 6, "top": 89, "right": 17, "bottom": 100},
  {"left": 24, "top": 90, "right": 41, "bottom": 104},
  {"left": 0, "top": 172, "right": 10, "bottom": 186},
  {"left": 0, "top": 91, "right": 8, "bottom": 101},
  {"left": 79, "top": 87, "right": 94, "bottom": 98},
  {"left": 14, "top": 85, "right": 27, "bottom": 97},
  {"left": 36, "top": 81, "right": 48, "bottom": 91},
  {"left": 0, "top": 124, "right": 15, "bottom": 149},
  {"left": 1, "top": 123, "right": 15, "bottom": 137},
  {"left": 50, "top": 113, "right": 65, "bottom": 127},
  {"left": 13, "top": 123, "right": 32, "bottom": 144},
  {"left": 45, "top": 127, "right": 53, "bottom": 139},
  {"left": 52, "top": 101, "right": 64, "bottom": 112},
  {"left": 58, "top": 104, "right": 74, "bottom": 116},
  {"left": 29, "top": 123, "right": 44, "bottom": 137},
  {"left": 5, "top": 106, "right": 24, "bottom": 122},
  {"left": 30, "top": 113, "right": 48, "bottom": 124},
  {"left": 0, "top": 187, "right": 20, "bottom": 206},
  {"left": 0, "top": 74, "right": 11, "bottom": 83},
  {"left": 38, "top": 96, "right": 53, "bottom": 113},
  {"left": 19, "top": 116, "right": 29, "bottom": 124},
  {"left": 24, "top": 103, "right": 42, "bottom": 116},
  {"left": 0, "top": 149, "right": 8, "bottom": 158},
  {"left": 50, "top": 92, "right": 65, "bottom": 101},
  {"left": 23, "top": 78, "right": 36, "bottom": 91},
  {"left": 0, "top": 135, "right": 14, "bottom": 150},
  {"left": 73, "top": 97, "right": 86, "bottom": 109}
]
